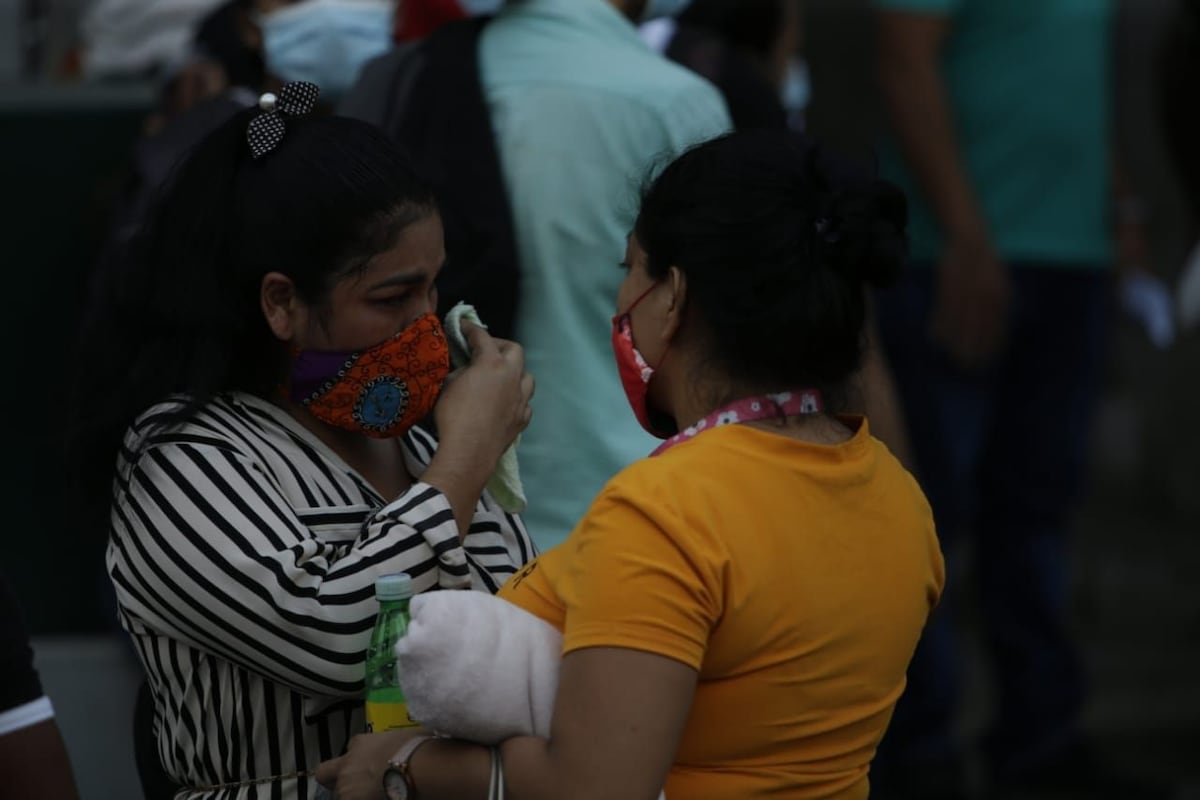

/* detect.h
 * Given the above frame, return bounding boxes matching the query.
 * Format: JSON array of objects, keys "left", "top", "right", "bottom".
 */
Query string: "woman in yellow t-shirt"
[{"left": 319, "top": 130, "right": 944, "bottom": 800}]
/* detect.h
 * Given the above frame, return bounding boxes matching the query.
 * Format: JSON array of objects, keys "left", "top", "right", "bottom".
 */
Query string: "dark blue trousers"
[{"left": 873, "top": 265, "right": 1110, "bottom": 781}]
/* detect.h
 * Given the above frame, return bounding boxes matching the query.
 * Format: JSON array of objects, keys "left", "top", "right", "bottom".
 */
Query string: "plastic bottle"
[{"left": 364, "top": 573, "right": 419, "bottom": 731}]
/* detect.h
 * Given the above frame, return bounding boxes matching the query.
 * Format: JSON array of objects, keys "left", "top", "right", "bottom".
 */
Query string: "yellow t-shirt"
[{"left": 498, "top": 419, "right": 944, "bottom": 799}]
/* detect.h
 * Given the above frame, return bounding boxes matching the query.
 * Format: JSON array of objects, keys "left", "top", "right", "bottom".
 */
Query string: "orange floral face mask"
[{"left": 288, "top": 313, "right": 450, "bottom": 438}]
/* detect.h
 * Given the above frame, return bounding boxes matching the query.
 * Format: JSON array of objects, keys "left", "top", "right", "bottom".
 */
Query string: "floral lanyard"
[{"left": 650, "top": 390, "right": 824, "bottom": 457}]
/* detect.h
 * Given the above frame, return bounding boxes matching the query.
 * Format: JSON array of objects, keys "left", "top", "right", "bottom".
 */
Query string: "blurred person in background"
[
  {"left": 344, "top": 0, "right": 732, "bottom": 550},
  {"left": 78, "top": 0, "right": 226, "bottom": 80},
  {"left": 100, "top": 0, "right": 400, "bottom": 270},
  {"left": 0, "top": 572, "right": 79, "bottom": 800},
  {"left": 152, "top": 0, "right": 395, "bottom": 126},
  {"left": 476, "top": 0, "right": 730, "bottom": 550},
  {"left": 870, "top": 1, "right": 1164, "bottom": 799},
  {"left": 394, "top": 0, "right": 505, "bottom": 40},
  {"left": 662, "top": 0, "right": 805, "bottom": 131}
]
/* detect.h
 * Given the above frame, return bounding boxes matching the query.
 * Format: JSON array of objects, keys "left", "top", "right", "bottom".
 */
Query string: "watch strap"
[{"left": 384, "top": 735, "right": 435, "bottom": 800}]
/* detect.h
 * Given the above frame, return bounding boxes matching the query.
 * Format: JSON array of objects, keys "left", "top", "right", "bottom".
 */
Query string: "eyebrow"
[
  {"left": 362, "top": 254, "right": 448, "bottom": 291},
  {"left": 366, "top": 271, "right": 429, "bottom": 292}
]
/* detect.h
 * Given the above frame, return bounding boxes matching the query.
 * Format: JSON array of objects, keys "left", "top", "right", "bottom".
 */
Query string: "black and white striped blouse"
[{"left": 107, "top": 392, "right": 536, "bottom": 800}]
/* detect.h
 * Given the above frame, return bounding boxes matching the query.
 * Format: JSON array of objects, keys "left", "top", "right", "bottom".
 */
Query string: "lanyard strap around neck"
[{"left": 650, "top": 389, "right": 824, "bottom": 457}]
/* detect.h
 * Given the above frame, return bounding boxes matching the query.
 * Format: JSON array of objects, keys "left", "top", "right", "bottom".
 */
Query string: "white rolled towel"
[
  {"left": 396, "top": 590, "right": 561, "bottom": 743},
  {"left": 395, "top": 591, "right": 667, "bottom": 799}
]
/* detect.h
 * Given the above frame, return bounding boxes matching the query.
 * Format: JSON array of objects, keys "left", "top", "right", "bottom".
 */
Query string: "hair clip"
[{"left": 247, "top": 81, "right": 321, "bottom": 160}]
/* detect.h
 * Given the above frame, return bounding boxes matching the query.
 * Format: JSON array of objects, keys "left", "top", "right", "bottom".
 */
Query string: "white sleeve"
[{"left": 0, "top": 697, "right": 54, "bottom": 737}]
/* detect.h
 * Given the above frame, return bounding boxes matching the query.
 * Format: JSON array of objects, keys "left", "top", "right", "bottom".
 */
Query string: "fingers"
[
  {"left": 931, "top": 264, "right": 1010, "bottom": 370},
  {"left": 459, "top": 320, "right": 525, "bottom": 378},
  {"left": 939, "top": 308, "right": 1005, "bottom": 369},
  {"left": 461, "top": 320, "right": 499, "bottom": 361},
  {"left": 314, "top": 756, "right": 341, "bottom": 788},
  {"left": 519, "top": 373, "right": 535, "bottom": 429},
  {"left": 499, "top": 339, "right": 525, "bottom": 373}
]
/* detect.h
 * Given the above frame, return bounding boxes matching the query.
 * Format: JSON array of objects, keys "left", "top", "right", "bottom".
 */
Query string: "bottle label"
[{"left": 365, "top": 701, "right": 419, "bottom": 732}]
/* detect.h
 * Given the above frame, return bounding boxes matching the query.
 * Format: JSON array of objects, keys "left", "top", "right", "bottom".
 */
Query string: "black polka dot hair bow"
[{"left": 246, "top": 81, "right": 321, "bottom": 160}]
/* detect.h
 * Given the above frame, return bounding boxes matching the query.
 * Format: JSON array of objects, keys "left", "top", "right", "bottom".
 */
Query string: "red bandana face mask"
[
  {"left": 611, "top": 285, "right": 676, "bottom": 439},
  {"left": 288, "top": 313, "right": 450, "bottom": 438}
]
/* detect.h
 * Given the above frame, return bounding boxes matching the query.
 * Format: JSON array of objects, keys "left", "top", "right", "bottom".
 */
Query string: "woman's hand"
[
  {"left": 437, "top": 322, "right": 534, "bottom": 461},
  {"left": 930, "top": 231, "right": 1011, "bottom": 370},
  {"left": 315, "top": 729, "right": 426, "bottom": 800},
  {"left": 424, "top": 322, "right": 534, "bottom": 534}
]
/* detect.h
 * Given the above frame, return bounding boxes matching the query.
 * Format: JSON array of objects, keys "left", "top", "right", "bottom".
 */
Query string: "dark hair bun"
[
  {"left": 819, "top": 182, "right": 908, "bottom": 288},
  {"left": 806, "top": 146, "right": 908, "bottom": 289}
]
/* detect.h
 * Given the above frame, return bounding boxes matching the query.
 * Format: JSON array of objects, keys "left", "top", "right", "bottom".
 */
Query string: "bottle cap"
[{"left": 375, "top": 573, "right": 414, "bottom": 602}]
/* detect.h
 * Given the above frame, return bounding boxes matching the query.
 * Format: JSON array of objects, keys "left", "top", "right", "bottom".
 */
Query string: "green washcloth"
[{"left": 444, "top": 303, "right": 527, "bottom": 514}]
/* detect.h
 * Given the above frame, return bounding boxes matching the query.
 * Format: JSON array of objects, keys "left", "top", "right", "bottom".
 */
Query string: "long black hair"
[
  {"left": 71, "top": 108, "right": 437, "bottom": 519},
  {"left": 634, "top": 129, "right": 907, "bottom": 409}
]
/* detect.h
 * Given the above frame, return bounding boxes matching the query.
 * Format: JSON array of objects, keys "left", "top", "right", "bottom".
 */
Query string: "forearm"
[
  {"left": 878, "top": 19, "right": 985, "bottom": 240},
  {"left": 409, "top": 738, "right": 494, "bottom": 800},
  {"left": 0, "top": 721, "right": 80, "bottom": 800},
  {"left": 421, "top": 446, "right": 492, "bottom": 538},
  {"left": 410, "top": 737, "right": 599, "bottom": 800},
  {"left": 354, "top": 651, "right": 691, "bottom": 800}
]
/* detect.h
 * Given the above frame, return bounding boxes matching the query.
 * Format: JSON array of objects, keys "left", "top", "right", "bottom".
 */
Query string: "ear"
[
  {"left": 260, "top": 272, "right": 303, "bottom": 342},
  {"left": 660, "top": 266, "right": 688, "bottom": 344}
]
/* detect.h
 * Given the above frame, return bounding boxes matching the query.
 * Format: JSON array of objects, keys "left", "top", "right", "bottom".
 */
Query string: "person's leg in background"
[
  {"left": 976, "top": 267, "right": 1114, "bottom": 795},
  {"left": 871, "top": 265, "right": 1000, "bottom": 800}
]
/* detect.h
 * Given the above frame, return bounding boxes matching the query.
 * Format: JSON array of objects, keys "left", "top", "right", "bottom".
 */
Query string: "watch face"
[{"left": 383, "top": 767, "right": 410, "bottom": 800}]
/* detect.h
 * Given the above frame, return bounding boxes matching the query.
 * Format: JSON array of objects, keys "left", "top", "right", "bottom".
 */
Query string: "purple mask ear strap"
[{"left": 289, "top": 349, "right": 358, "bottom": 404}]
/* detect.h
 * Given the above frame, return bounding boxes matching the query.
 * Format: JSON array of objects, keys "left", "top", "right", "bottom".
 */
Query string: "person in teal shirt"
[
  {"left": 870, "top": 2, "right": 1164, "bottom": 799},
  {"left": 878, "top": 0, "right": 1115, "bottom": 270},
  {"left": 480, "top": 0, "right": 731, "bottom": 550}
]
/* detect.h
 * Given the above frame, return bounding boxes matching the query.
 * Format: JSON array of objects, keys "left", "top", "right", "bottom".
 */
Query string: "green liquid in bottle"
[{"left": 364, "top": 574, "right": 419, "bottom": 731}]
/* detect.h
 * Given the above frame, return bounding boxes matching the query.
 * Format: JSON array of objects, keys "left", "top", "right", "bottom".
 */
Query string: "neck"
[
  {"left": 280, "top": 398, "right": 385, "bottom": 464},
  {"left": 663, "top": 363, "right": 812, "bottom": 431},
  {"left": 660, "top": 355, "right": 736, "bottom": 431},
  {"left": 280, "top": 399, "right": 417, "bottom": 497}
]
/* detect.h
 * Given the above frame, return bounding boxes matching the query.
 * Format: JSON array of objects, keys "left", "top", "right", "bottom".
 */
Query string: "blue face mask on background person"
[
  {"left": 641, "top": 0, "right": 693, "bottom": 22},
  {"left": 260, "top": 0, "right": 393, "bottom": 100}
]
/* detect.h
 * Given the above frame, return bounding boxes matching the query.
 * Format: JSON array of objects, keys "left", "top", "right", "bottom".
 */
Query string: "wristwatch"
[{"left": 382, "top": 735, "right": 435, "bottom": 800}]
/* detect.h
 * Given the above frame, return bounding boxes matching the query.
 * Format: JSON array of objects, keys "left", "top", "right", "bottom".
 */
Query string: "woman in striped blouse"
[{"left": 72, "top": 85, "right": 536, "bottom": 799}]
